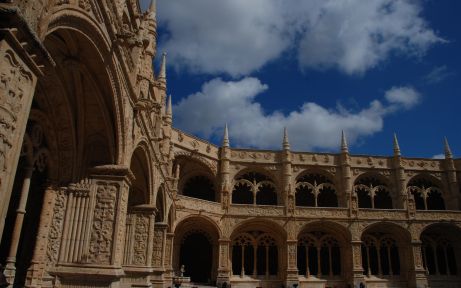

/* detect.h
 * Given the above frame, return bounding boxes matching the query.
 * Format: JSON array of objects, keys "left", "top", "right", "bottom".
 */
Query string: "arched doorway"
[
  {"left": 180, "top": 231, "right": 213, "bottom": 283},
  {"left": 173, "top": 217, "right": 220, "bottom": 285}
]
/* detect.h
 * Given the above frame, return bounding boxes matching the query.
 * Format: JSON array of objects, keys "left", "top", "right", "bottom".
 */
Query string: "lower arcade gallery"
[{"left": 1, "top": 1, "right": 461, "bottom": 288}]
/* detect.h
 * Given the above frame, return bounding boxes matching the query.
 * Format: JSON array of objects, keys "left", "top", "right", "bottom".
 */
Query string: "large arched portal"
[
  {"left": 180, "top": 231, "right": 213, "bottom": 283},
  {"left": 173, "top": 217, "right": 220, "bottom": 285}
]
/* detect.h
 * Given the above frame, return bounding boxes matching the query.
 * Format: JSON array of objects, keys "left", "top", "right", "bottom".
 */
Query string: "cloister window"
[
  {"left": 232, "top": 232, "right": 278, "bottom": 277},
  {"left": 296, "top": 173, "right": 338, "bottom": 207},
  {"left": 232, "top": 172, "right": 277, "bottom": 205},
  {"left": 183, "top": 175, "right": 216, "bottom": 201},
  {"left": 421, "top": 235, "right": 457, "bottom": 276},
  {"left": 297, "top": 232, "right": 341, "bottom": 278},
  {"left": 361, "top": 234, "right": 400, "bottom": 277},
  {"left": 407, "top": 176, "right": 445, "bottom": 210},
  {"left": 354, "top": 176, "right": 393, "bottom": 209}
]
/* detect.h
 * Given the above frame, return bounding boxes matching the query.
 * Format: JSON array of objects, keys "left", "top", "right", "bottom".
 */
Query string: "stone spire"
[
  {"left": 159, "top": 52, "right": 167, "bottom": 81},
  {"left": 341, "top": 130, "right": 348, "bottom": 153},
  {"left": 165, "top": 94, "right": 172, "bottom": 122},
  {"left": 222, "top": 124, "right": 230, "bottom": 148},
  {"left": 283, "top": 127, "right": 290, "bottom": 150},
  {"left": 393, "top": 133, "right": 401, "bottom": 157},
  {"left": 444, "top": 137, "right": 453, "bottom": 159}
]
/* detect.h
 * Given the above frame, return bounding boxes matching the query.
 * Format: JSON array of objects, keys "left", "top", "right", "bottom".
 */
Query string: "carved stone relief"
[{"left": 88, "top": 183, "right": 118, "bottom": 264}]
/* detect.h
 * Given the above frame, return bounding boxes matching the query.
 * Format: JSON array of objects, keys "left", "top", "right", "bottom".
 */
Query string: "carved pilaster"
[
  {"left": 351, "top": 241, "right": 365, "bottom": 287},
  {"left": 285, "top": 240, "right": 298, "bottom": 288},
  {"left": 25, "top": 184, "right": 59, "bottom": 288},
  {"left": 152, "top": 223, "right": 168, "bottom": 268},
  {"left": 408, "top": 240, "right": 428, "bottom": 288},
  {"left": 216, "top": 239, "right": 230, "bottom": 287}
]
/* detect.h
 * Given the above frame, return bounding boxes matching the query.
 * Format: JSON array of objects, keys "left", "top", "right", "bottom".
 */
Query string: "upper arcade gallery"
[{"left": 0, "top": 1, "right": 460, "bottom": 288}]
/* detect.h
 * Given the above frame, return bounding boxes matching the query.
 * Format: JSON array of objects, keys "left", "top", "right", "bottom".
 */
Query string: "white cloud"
[
  {"left": 424, "top": 66, "right": 455, "bottom": 84},
  {"left": 174, "top": 77, "right": 416, "bottom": 150},
  {"left": 158, "top": 0, "right": 443, "bottom": 76},
  {"left": 432, "top": 154, "right": 444, "bottom": 160},
  {"left": 384, "top": 86, "right": 420, "bottom": 109}
]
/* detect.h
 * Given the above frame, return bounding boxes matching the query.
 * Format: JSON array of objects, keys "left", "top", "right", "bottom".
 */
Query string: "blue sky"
[{"left": 141, "top": 0, "right": 460, "bottom": 158}]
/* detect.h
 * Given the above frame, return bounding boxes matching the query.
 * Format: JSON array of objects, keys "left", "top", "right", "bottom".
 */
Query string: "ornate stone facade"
[{"left": 0, "top": 1, "right": 461, "bottom": 288}]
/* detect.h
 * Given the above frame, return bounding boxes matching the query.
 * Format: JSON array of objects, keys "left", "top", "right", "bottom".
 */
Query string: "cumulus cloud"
[
  {"left": 174, "top": 78, "right": 417, "bottom": 150},
  {"left": 384, "top": 86, "right": 420, "bottom": 109},
  {"left": 158, "top": 0, "right": 443, "bottom": 76}
]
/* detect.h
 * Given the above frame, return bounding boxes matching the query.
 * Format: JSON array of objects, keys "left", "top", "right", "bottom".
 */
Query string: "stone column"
[
  {"left": 216, "top": 239, "right": 231, "bottom": 287},
  {"left": 285, "top": 240, "right": 299, "bottom": 288},
  {"left": 0, "top": 6, "right": 51, "bottom": 241},
  {"left": 4, "top": 165, "right": 33, "bottom": 284}
]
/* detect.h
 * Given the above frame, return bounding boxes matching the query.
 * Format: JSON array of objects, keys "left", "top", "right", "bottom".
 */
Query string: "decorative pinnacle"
[
  {"left": 393, "top": 133, "right": 401, "bottom": 156},
  {"left": 341, "top": 130, "right": 348, "bottom": 153},
  {"left": 283, "top": 127, "right": 290, "bottom": 150},
  {"left": 444, "top": 137, "right": 453, "bottom": 159},
  {"left": 148, "top": 0, "right": 157, "bottom": 21},
  {"left": 166, "top": 95, "right": 172, "bottom": 118},
  {"left": 222, "top": 124, "right": 230, "bottom": 148},
  {"left": 159, "top": 52, "right": 167, "bottom": 80}
]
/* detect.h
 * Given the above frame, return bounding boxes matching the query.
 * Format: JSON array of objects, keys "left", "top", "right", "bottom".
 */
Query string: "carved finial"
[
  {"left": 149, "top": 0, "right": 157, "bottom": 15},
  {"left": 341, "top": 130, "right": 348, "bottom": 153},
  {"left": 222, "top": 124, "right": 230, "bottom": 148},
  {"left": 159, "top": 52, "right": 167, "bottom": 80},
  {"left": 444, "top": 137, "right": 453, "bottom": 159},
  {"left": 393, "top": 133, "right": 401, "bottom": 156},
  {"left": 166, "top": 94, "right": 172, "bottom": 118},
  {"left": 283, "top": 127, "right": 290, "bottom": 150}
]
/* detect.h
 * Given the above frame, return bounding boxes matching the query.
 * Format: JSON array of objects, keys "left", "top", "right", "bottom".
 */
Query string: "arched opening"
[
  {"left": 173, "top": 217, "right": 220, "bottom": 285},
  {"left": 180, "top": 231, "right": 213, "bottom": 283},
  {"left": 354, "top": 174, "right": 393, "bottom": 209},
  {"left": 232, "top": 172, "right": 277, "bottom": 205},
  {"left": 230, "top": 220, "right": 285, "bottom": 286},
  {"left": 360, "top": 223, "right": 411, "bottom": 287},
  {"left": 232, "top": 182, "right": 253, "bottom": 204},
  {"left": 420, "top": 224, "right": 461, "bottom": 287},
  {"left": 296, "top": 221, "right": 350, "bottom": 287},
  {"left": 296, "top": 172, "right": 338, "bottom": 207},
  {"left": 408, "top": 175, "right": 445, "bottom": 211},
  {"left": 183, "top": 175, "right": 216, "bottom": 201},
  {"left": 256, "top": 183, "right": 277, "bottom": 205},
  {"left": 175, "top": 156, "right": 217, "bottom": 202}
]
